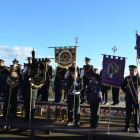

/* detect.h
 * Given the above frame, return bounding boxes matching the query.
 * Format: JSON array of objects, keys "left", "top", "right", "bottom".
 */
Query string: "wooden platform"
[{"left": 0, "top": 118, "right": 139, "bottom": 140}]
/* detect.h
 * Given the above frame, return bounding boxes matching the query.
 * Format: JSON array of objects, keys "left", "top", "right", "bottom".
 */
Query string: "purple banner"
[{"left": 102, "top": 55, "right": 125, "bottom": 88}]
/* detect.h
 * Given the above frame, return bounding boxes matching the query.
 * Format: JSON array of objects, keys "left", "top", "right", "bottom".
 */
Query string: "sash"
[
  {"left": 92, "top": 83, "right": 102, "bottom": 102},
  {"left": 127, "top": 76, "right": 138, "bottom": 105}
]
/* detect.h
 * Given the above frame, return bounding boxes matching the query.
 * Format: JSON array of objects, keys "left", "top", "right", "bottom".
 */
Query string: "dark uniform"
[
  {"left": 2, "top": 59, "right": 23, "bottom": 119},
  {"left": 121, "top": 65, "right": 139, "bottom": 133},
  {"left": 54, "top": 66, "right": 66, "bottom": 102},
  {"left": 66, "top": 67, "right": 83, "bottom": 126},
  {"left": 21, "top": 74, "right": 38, "bottom": 121},
  {"left": 87, "top": 73, "right": 102, "bottom": 128},
  {"left": 0, "top": 59, "right": 9, "bottom": 98},
  {"left": 63, "top": 65, "right": 80, "bottom": 101},
  {"left": 41, "top": 59, "right": 52, "bottom": 102},
  {"left": 81, "top": 57, "right": 94, "bottom": 103}
]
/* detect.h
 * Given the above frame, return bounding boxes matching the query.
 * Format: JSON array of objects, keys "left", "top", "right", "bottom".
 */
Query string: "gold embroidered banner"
[{"left": 55, "top": 46, "right": 77, "bottom": 68}]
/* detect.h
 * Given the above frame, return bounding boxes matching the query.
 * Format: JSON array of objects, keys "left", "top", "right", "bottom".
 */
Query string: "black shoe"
[
  {"left": 134, "top": 127, "right": 139, "bottom": 133},
  {"left": 111, "top": 103, "right": 116, "bottom": 105},
  {"left": 80, "top": 101, "right": 85, "bottom": 104},
  {"left": 124, "top": 127, "right": 129, "bottom": 132},
  {"left": 103, "top": 102, "right": 107, "bottom": 105},
  {"left": 75, "top": 122, "right": 80, "bottom": 127},
  {"left": 45, "top": 100, "right": 48, "bottom": 102},
  {"left": 67, "top": 122, "right": 73, "bottom": 126},
  {"left": 90, "top": 126, "right": 93, "bottom": 129}
]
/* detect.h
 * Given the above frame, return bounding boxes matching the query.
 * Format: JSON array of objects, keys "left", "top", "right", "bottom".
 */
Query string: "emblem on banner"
[
  {"left": 55, "top": 47, "right": 77, "bottom": 68},
  {"left": 6, "top": 67, "right": 19, "bottom": 89},
  {"left": 30, "top": 59, "right": 47, "bottom": 88},
  {"left": 102, "top": 55, "right": 126, "bottom": 88}
]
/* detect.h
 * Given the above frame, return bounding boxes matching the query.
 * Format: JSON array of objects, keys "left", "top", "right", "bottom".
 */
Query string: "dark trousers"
[
  {"left": 41, "top": 79, "right": 50, "bottom": 101},
  {"left": 90, "top": 102, "right": 101, "bottom": 127},
  {"left": 55, "top": 84, "right": 62, "bottom": 102},
  {"left": 24, "top": 98, "right": 36, "bottom": 119},
  {"left": 3, "top": 92, "right": 17, "bottom": 117},
  {"left": 112, "top": 88, "right": 119, "bottom": 104},
  {"left": 81, "top": 80, "right": 89, "bottom": 102},
  {"left": 68, "top": 94, "right": 80, "bottom": 123},
  {"left": 102, "top": 91, "right": 108, "bottom": 103},
  {"left": 125, "top": 99, "right": 139, "bottom": 128},
  {"left": 41, "top": 85, "right": 48, "bottom": 101}
]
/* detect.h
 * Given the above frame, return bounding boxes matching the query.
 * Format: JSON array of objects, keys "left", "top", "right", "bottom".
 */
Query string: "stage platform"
[{"left": 0, "top": 118, "right": 139, "bottom": 140}]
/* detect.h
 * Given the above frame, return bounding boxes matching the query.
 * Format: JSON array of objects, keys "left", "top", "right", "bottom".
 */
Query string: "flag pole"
[
  {"left": 135, "top": 31, "right": 139, "bottom": 125},
  {"left": 73, "top": 37, "right": 78, "bottom": 126}
]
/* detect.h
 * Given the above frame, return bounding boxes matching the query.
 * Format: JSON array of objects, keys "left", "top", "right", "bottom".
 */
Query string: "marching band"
[{"left": 0, "top": 54, "right": 139, "bottom": 133}]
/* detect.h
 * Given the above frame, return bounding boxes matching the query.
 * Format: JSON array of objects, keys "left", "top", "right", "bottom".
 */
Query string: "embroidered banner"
[
  {"left": 102, "top": 55, "right": 126, "bottom": 88},
  {"left": 136, "top": 33, "right": 140, "bottom": 59},
  {"left": 55, "top": 46, "right": 77, "bottom": 68}
]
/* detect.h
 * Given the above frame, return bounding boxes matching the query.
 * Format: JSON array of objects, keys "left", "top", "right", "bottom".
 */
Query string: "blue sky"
[{"left": 0, "top": 0, "right": 140, "bottom": 75}]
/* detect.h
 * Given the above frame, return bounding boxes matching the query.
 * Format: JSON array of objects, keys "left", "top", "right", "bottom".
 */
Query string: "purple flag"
[
  {"left": 136, "top": 34, "right": 140, "bottom": 58},
  {"left": 102, "top": 55, "right": 125, "bottom": 88}
]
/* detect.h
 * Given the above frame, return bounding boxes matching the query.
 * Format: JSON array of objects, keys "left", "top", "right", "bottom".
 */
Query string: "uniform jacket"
[
  {"left": 66, "top": 77, "right": 83, "bottom": 94},
  {"left": 21, "top": 75, "right": 38, "bottom": 99},
  {"left": 54, "top": 66, "right": 66, "bottom": 86},
  {"left": 83, "top": 64, "right": 94, "bottom": 81},
  {"left": 121, "top": 75, "right": 140, "bottom": 101},
  {"left": 87, "top": 81, "right": 102, "bottom": 102}
]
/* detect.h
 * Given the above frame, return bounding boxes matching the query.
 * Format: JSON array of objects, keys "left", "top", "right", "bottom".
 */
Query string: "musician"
[
  {"left": 54, "top": 66, "right": 66, "bottom": 103},
  {"left": 0, "top": 59, "right": 9, "bottom": 80},
  {"left": 87, "top": 73, "right": 102, "bottom": 128},
  {"left": 94, "top": 68, "right": 98, "bottom": 74},
  {"left": 66, "top": 67, "right": 83, "bottom": 127},
  {"left": 41, "top": 59, "right": 52, "bottom": 102},
  {"left": 121, "top": 65, "right": 139, "bottom": 133},
  {"left": 1, "top": 59, "right": 23, "bottom": 120},
  {"left": 0, "top": 59, "right": 9, "bottom": 99},
  {"left": 63, "top": 63, "right": 80, "bottom": 102},
  {"left": 80, "top": 57, "right": 94, "bottom": 104},
  {"left": 26, "top": 57, "right": 32, "bottom": 72},
  {"left": 20, "top": 70, "right": 38, "bottom": 121}
]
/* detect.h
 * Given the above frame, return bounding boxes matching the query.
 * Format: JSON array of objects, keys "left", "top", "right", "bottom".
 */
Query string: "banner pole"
[
  {"left": 73, "top": 37, "right": 78, "bottom": 126},
  {"left": 108, "top": 85, "right": 112, "bottom": 133},
  {"left": 136, "top": 49, "right": 139, "bottom": 125},
  {"left": 6, "top": 87, "right": 12, "bottom": 121},
  {"left": 29, "top": 82, "right": 32, "bottom": 123}
]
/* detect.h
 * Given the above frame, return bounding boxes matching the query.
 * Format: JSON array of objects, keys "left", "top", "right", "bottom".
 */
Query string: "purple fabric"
[
  {"left": 102, "top": 55, "right": 125, "bottom": 88},
  {"left": 92, "top": 83, "right": 102, "bottom": 102}
]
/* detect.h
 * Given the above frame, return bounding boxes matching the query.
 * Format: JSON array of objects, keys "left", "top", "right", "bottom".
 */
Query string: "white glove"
[
  {"left": 72, "top": 90, "right": 76, "bottom": 94},
  {"left": 80, "top": 69, "right": 84, "bottom": 77},
  {"left": 73, "top": 81, "right": 78, "bottom": 86}
]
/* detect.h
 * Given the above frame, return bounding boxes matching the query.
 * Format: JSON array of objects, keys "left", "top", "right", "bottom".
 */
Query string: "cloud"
[{"left": 0, "top": 45, "right": 33, "bottom": 66}]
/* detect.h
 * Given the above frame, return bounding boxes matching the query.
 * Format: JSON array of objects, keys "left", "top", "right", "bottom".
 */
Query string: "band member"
[
  {"left": 66, "top": 67, "right": 83, "bottom": 127},
  {"left": 63, "top": 63, "right": 80, "bottom": 102},
  {"left": 1, "top": 58, "right": 23, "bottom": 120},
  {"left": 0, "top": 59, "right": 9, "bottom": 79},
  {"left": 80, "top": 57, "right": 94, "bottom": 104},
  {"left": 54, "top": 66, "right": 66, "bottom": 103},
  {"left": 26, "top": 57, "right": 32, "bottom": 72},
  {"left": 20, "top": 70, "right": 38, "bottom": 121},
  {"left": 87, "top": 73, "right": 102, "bottom": 128},
  {"left": 94, "top": 68, "right": 98, "bottom": 74},
  {"left": 121, "top": 65, "right": 139, "bottom": 133},
  {"left": 41, "top": 59, "right": 52, "bottom": 102}
]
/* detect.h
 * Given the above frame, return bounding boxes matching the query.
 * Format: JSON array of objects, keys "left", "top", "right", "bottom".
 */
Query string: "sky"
[{"left": 0, "top": 0, "right": 140, "bottom": 75}]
